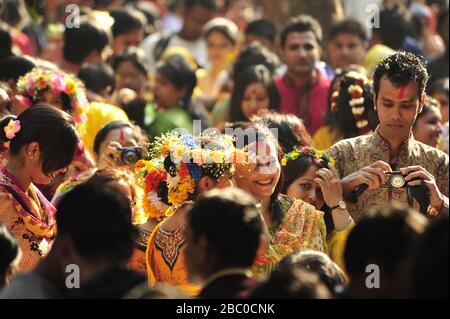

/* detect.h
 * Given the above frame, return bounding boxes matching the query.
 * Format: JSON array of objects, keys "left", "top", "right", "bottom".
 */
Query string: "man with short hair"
[
  {"left": 328, "top": 52, "right": 449, "bottom": 221},
  {"left": 61, "top": 19, "right": 112, "bottom": 74},
  {"left": 185, "top": 187, "right": 263, "bottom": 299},
  {"left": 344, "top": 204, "right": 428, "bottom": 298},
  {"left": 276, "top": 15, "right": 331, "bottom": 136},
  {"left": 0, "top": 182, "right": 145, "bottom": 299},
  {"left": 327, "top": 19, "right": 368, "bottom": 71}
]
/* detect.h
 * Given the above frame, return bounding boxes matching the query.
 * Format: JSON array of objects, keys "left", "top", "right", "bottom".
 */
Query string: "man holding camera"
[{"left": 327, "top": 52, "right": 449, "bottom": 221}]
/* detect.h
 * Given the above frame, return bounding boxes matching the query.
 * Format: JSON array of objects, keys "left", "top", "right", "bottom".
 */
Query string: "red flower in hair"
[
  {"left": 178, "top": 162, "right": 189, "bottom": 179},
  {"left": 302, "top": 147, "right": 310, "bottom": 154}
]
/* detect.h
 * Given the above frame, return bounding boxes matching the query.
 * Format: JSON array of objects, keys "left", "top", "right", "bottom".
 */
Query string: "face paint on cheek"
[{"left": 398, "top": 85, "right": 407, "bottom": 99}]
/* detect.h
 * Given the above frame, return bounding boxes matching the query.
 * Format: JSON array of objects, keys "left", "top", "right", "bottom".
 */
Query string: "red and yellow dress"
[{"left": 0, "top": 167, "right": 57, "bottom": 271}]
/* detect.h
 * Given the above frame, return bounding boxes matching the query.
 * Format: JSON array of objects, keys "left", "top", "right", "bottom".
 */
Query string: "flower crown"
[
  {"left": 330, "top": 70, "right": 371, "bottom": 135},
  {"left": 281, "top": 146, "right": 335, "bottom": 167},
  {"left": 15, "top": 68, "right": 89, "bottom": 125},
  {"left": 135, "top": 132, "right": 247, "bottom": 220}
]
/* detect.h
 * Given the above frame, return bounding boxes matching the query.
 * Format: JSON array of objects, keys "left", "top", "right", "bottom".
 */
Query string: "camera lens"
[{"left": 120, "top": 147, "right": 142, "bottom": 165}]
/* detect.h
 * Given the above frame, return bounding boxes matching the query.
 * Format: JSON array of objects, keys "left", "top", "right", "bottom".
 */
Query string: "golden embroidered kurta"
[{"left": 327, "top": 129, "right": 449, "bottom": 221}]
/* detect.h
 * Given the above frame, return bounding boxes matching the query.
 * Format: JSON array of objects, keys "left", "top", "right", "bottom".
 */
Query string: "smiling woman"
[
  {"left": 231, "top": 124, "right": 352, "bottom": 277},
  {"left": 0, "top": 105, "right": 79, "bottom": 271}
]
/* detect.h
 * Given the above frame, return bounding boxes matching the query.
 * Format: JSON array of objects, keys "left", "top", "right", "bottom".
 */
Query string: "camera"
[
  {"left": 381, "top": 171, "right": 407, "bottom": 188},
  {"left": 119, "top": 147, "right": 142, "bottom": 165}
]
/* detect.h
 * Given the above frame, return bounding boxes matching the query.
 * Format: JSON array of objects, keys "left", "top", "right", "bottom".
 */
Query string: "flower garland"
[
  {"left": 135, "top": 132, "right": 248, "bottom": 219},
  {"left": 281, "top": 146, "right": 335, "bottom": 167},
  {"left": 330, "top": 70, "right": 371, "bottom": 135},
  {"left": 15, "top": 68, "right": 89, "bottom": 127}
]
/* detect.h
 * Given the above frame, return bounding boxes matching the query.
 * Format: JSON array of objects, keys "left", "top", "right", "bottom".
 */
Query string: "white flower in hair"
[
  {"left": 349, "top": 97, "right": 365, "bottom": 106},
  {"left": 356, "top": 120, "right": 369, "bottom": 128},
  {"left": 352, "top": 106, "right": 365, "bottom": 115}
]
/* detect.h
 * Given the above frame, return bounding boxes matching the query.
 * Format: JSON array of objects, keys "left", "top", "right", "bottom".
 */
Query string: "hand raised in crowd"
[
  {"left": 341, "top": 160, "right": 392, "bottom": 193},
  {"left": 401, "top": 165, "right": 447, "bottom": 211},
  {"left": 314, "top": 163, "right": 352, "bottom": 230}
]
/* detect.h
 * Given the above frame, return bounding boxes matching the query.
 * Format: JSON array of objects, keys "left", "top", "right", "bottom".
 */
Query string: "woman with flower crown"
[
  {"left": 312, "top": 66, "right": 378, "bottom": 151},
  {"left": 280, "top": 145, "right": 355, "bottom": 271},
  {"left": 134, "top": 131, "right": 247, "bottom": 295},
  {"left": 12, "top": 68, "right": 96, "bottom": 199},
  {"left": 0, "top": 105, "right": 79, "bottom": 271},
  {"left": 232, "top": 123, "right": 353, "bottom": 278}
]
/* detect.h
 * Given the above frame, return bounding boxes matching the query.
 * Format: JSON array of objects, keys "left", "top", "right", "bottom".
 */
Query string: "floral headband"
[
  {"left": 281, "top": 146, "right": 335, "bottom": 167},
  {"left": 330, "top": 70, "right": 371, "bottom": 135},
  {"left": 135, "top": 132, "right": 247, "bottom": 219},
  {"left": 15, "top": 68, "right": 89, "bottom": 125}
]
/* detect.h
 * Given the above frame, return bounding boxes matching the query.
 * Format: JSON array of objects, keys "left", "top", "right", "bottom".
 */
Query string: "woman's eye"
[{"left": 300, "top": 183, "right": 311, "bottom": 190}]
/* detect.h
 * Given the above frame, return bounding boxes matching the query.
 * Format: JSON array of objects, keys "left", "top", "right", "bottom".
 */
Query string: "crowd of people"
[{"left": 0, "top": 0, "right": 448, "bottom": 299}]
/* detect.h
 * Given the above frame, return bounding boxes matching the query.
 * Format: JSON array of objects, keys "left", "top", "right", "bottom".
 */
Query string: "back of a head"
[
  {"left": 252, "top": 111, "right": 312, "bottom": 152},
  {"left": 184, "top": 0, "right": 217, "bottom": 12},
  {"left": 232, "top": 42, "right": 280, "bottom": 81},
  {"left": 0, "top": 55, "right": 35, "bottom": 83},
  {"left": 0, "top": 23, "right": 12, "bottom": 61},
  {"left": 56, "top": 182, "right": 137, "bottom": 264},
  {"left": 188, "top": 187, "right": 262, "bottom": 269},
  {"left": 345, "top": 204, "right": 428, "bottom": 278},
  {"left": 112, "top": 46, "right": 150, "bottom": 76},
  {"left": 63, "top": 20, "right": 111, "bottom": 64},
  {"left": 373, "top": 6, "right": 412, "bottom": 50},
  {"left": 329, "top": 18, "right": 368, "bottom": 43},
  {"left": 245, "top": 19, "right": 277, "bottom": 43},
  {"left": 280, "top": 14, "right": 323, "bottom": 49},
  {"left": 251, "top": 268, "right": 332, "bottom": 299},
  {"left": 413, "top": 214, "right": 449, "bottom": 298},
  {"left": 277, "top": 251, "right": 347, "bottom": 295},
  {"left": 78, "top": 63, "right": 115, "bottom": 95},
  {"left": 109, "top": 8, "right": 145, "bottom": 37},
  {"left": 0, "top": 223, "right": 21, "bottom": 286}
]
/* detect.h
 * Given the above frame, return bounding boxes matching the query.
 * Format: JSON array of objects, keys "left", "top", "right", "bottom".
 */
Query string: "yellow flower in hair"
[
  {"left": 290, "top": 152, "right": 299, "bottom": 160},
  {"left": 66, "top": 80, "right": 77, "bottom": 94},
  {"left": 281, "top": 158, "right": 287, "bottom": 166},
  {"left": 329, "top": 157, "right": 336, "bottom": 166},
  {"left": 316, "top": 150, "right": 324, "bottom": 158},
  {"left": 145, "top": 161, "right": 155, "bottom": 172},
  {"left": 210, "top": 150, "right": 224, "bottom": 164}
]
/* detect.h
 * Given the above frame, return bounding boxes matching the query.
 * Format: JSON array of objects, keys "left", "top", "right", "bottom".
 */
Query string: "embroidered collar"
[
  {"left": 370, "top": 127, "right": 415, "bottom": 167},
  {"left": 0, "top": 167, "right": 56, "bottom": 239}
]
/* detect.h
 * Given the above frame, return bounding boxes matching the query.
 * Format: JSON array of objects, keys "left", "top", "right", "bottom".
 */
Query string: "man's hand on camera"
[
  {"left": 342, "top": 160, "right": 392, "bottom": 193},
  {"left": 401, "top": 165, "right": 445, "bottom": 211}
]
